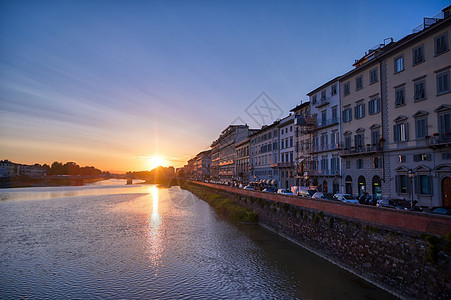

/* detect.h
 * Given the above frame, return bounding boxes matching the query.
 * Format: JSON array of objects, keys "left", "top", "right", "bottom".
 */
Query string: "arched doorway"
[
  {"left": 442, "top": 177, "right": 451, "bottom": 207},
  {"left": 358, "top": 176, "right": 366, "bottom": 196},
  {"left": 323, "top": 180, "right": 328, "bottom": 193},
  {"left": 333, "top": 179, "right": 339, "bottom": 194},
  {"left": 372, "top": 175, "right": 382, "bottom": 199},
  {"left": 345, "top": 176, "right": 352, "bottom": 195}
]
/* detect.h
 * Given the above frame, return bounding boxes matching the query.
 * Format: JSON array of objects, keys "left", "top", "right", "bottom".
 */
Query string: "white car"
[
  {"left": 243, "top": 185, "right": 255, "bottom": 190},
  {"left": 277, "top": 189, "right": 294, "bottom": 195},
  {"left": 334, "top": 194, "right": 359, "bottom": 204}
]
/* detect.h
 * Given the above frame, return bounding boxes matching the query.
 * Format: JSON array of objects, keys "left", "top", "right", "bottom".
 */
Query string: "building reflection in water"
[{"left": 147, "top": 186, "right": 163, "bottom": 268}]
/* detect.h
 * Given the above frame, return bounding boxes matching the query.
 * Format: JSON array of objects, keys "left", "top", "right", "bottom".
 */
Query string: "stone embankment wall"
[{"left": 188, "top": 181, "right": 451, "bottom": 299}]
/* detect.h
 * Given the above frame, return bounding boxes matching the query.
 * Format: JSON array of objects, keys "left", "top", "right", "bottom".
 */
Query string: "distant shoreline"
[{"left": 0, "top": 177, "right": 108, "bottom": 189}]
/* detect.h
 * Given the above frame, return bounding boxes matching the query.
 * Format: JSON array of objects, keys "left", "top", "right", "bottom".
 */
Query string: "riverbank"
[
  {"left": 182, "top": 181, "right": 258, "bottom": 223},
  {"left": 187, "top": 181, "right": 451, "bottom": 299},
  {"left": 0, "top": 177, "right": 108, "bottom": 188}
]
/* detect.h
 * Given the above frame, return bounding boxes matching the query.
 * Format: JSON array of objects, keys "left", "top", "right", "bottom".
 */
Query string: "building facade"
[
  {"left": 291, "top": 102, "right": 313, "bottom": 187},
  {"left": 235, "top": 138, "right": 251, "bottom": 183},
  {"left": 308, "top": 77, "right": 342, "bottom": 193},
  {"left": 278, "top": 115, "right": 296, "bottom": 189},
  {"left": 249, "top": 121, "right": 280, "bottom": 187},
  {"left": 383, "top": 13, "right": 451, "bottom": 207}
]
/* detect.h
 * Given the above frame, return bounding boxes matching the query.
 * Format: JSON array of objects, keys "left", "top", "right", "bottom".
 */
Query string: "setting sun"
[{"left": 147, "top": 156, "right": 168, "bottom": 170}]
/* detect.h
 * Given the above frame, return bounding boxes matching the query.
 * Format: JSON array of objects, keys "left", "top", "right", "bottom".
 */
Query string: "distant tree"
[
  {"left": 50, "top": 161, "right": 64, "bottom": 175},
  {"left": 64, "top": 162, "right": 80, "bottom": 175}
]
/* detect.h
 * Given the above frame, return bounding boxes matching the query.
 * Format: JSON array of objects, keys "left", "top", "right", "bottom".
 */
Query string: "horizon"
[{"left": 1, "top": 0, "right": 449, "bottom": 172}]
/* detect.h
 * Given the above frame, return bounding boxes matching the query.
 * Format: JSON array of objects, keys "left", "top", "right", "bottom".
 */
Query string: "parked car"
[
  {"left": 243, "top": 185, "right": 254, "bottom": 190},
  {"left": 277, "top": 189, "right": 294, "bottom": 195},
  {"left": 334, "top": 194, "right": 359, "bottom": 204},
  {"left": 376, "top": 199, "right": 407, "bottom": 210},
  {"left": 428, "top": 207, "right": 451, "bottom": 215},
  {"left": 312, "top": 192, "right": 336, "bottom": 200},
  {"left": 297, "top": 187, "right": 316, "bottom": 198},
  {"left": 263, "top": 187, "right": 277, "bottom": 193}
]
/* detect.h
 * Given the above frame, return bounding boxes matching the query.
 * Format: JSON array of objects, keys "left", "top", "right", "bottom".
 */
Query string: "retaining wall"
[{"left": 188, "top": 181, "right": 451, "bottom": 299}]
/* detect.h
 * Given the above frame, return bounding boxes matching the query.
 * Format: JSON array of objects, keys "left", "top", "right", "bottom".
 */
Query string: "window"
[
  {"left": 331, "top": 130, "right": 338, "bottom": 148},
  {"left": 394, "top": 122, "right": 408, "bottom": 142},
  {"left": 395, "top": 175, "right": 409, "bottom": 194},
  {"left": 344, "top": 82, "right": 350, "bottom": 96},
  {"left": 321, "top": 156, "right": 328, "bottom": 170},
  {"left": 373, "top": 157, "right": 382, "bottom": 169},
  {"left": 437, "top": 71, "right": 450, "bottom": 95},
  {"left": 312, "top": 94, "right": 317, "bottom": 104},
  {"left": 354, "top": 133, "right": 364, "bottom": 148},
  {"left": 356, "top": 76, "right": 363, "bottom": 90},
  {"left": 395, "top": 87, "right": 405, "bottom": 106},
  {"left": 290, "top": 137, "right": 293, "bottom": 147},
  {"left": 343, "top": 107, "right": 352, "bottom": 122},
  {"left": 415, "top": 117, "right": 428, "bottom": 139},
  {"left": 332, "top": 107, "right": 338, "bottom": 122},
  {"left": 394, "top": 56, "right": 404, "bottom": 73},
  {"left": 354, "top": 102, "right": 365, "bottom": 119},
  {"left": 369, "top": 68, "right": 378, "bottom": 84},
  {"left": 356, "top": 159, "right": 363, "bottom": 169},
  {"left": 413, "top": 153, "right": 431, "bottom": 161},
  {"left": 439, "top": 112, "right": 450, "bottom": 134},
  {"left": 346, "top": 160, "right": 351, "bottom": 169},
  {"left": 435, "top": 33, "right": 448, "bottom": 55},
  {"left": 321, "top": 90, "right": 326, "bottom": 100},
  {"left": 371, "top": 129, "right": 380, "bottom": 145},
  {"left": 414, "top": 81, "right": 426, "bottom": 101},
  {"left": 368, "top": 97, "right": 380, "bottom": 114},
  {"left": 331, "top": 84, "right": 337, "bottom": 96},
  {"left": 412, "top": 45, "right": 424, "bottom": 65},
  {"left": 321, "top": 110, "right": 327, "bottom": 124},
  {"left": 443, "top": 152, "right": 451, "bottom": 159},
  {"left": 321, "top": 133, "right": 328, "bottom": 150},
  {"left": 415, "top": 175, "right": 432, "bottom": 195},
  {"left": 331, "top": 156, "right": 339, "bottom": 173},
  {"left": 398, "top": 155, "right": 406, "bottom": 163},
  {"left": 345, "top": 135, "right": 352, "bottom": 149}
]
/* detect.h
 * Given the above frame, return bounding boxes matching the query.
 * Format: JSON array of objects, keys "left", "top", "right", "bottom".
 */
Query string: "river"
[{"left": 0, "top": 179, "right": 396, "bottom": 299}]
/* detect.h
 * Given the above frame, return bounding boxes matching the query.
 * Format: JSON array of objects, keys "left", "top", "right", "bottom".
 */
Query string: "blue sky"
[{"left": 0, "top": 0, "right": 449, "bottom": 171}]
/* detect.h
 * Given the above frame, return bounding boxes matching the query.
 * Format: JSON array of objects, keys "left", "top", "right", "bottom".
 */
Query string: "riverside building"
[
  {"left": 307, "top": 77, "right": 342, "bottom": 193},
  {"left": 277, "top": 114, "right": 296, "bottom": 189},
  {"left": 249, "top": 121, "right": 281, "bottom": 188},
  {"left": 291, "top": 102, "right": 313, "bottom": 187}
]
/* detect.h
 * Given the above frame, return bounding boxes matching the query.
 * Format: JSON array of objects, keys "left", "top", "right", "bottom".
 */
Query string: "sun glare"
[{"left": 147, "top": 156, "right": 167, "bottom": 170}]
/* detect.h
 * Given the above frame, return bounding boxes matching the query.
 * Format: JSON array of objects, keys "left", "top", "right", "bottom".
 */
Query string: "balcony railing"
[
  {"left": 427, "top": 133, "right": 451, "bottom": 147},
  {"left": 340, "top": 145, "right": 382, "bottom": 156},
  {"left": 315, "top": 97, "right": 330, "bottom": 108},
  {"left": 310, "top": 169, "right": 340, "bottom": 176},
  {"left": 277, "top": 162, "right": 294, "bottom": 168},
  {"left": 316, "top": 118, "right": 339, "bottom": 129},
  {"left": 310, "top": 143, "right": 340, "bottom": 153}
]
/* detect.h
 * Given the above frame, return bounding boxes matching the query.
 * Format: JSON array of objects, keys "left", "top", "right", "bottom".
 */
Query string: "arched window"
[
  {"left": 323, "top": 180, "right": 328, "bottom": 193},
  {"left": 345, "top": 176, "right": 352, "bottom": 195},
  {"left": 372, "top": 175, "right": 382, "bottom": 199},
  {"left": 333, "top": 179, "right": 339, "bottom": 194},
  {"left": 358, "top": 176, "right": 366, "bottom": 195}
]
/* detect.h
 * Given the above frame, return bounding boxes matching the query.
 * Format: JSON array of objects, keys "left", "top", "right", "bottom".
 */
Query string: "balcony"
[
  {"left": 310, "top": 169, "right": 340, "bottom": 176},
  {"left": 277, "top": 162, "right": 294, "bottom": 168},
  {"left": 316, "top": 118, "right": 339, "bottom": 129},
  {"left": 310, "top": 143, "right": 340, "bottom": 153},
  {"left": 427, "top": 133, "right": 451, "bottom": 148},
  {"left": 340, "top": 145, "right": 382, "bottom": 157},
  {"left": 315, "top": 97, "right": 330, "bottom": 108}
]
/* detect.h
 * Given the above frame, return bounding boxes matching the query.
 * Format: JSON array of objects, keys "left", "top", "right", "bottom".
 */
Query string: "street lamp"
[
  {"left": 304, "top": 172, "right": 309, "bottom": 187},
  {"left": 408, "top": 169, "right": 415, "bottom": 210}
]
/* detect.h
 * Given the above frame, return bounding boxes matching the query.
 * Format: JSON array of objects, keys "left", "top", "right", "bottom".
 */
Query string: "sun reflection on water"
[{"left": 147, "top": 186, "right": 162, "bottom": 268}]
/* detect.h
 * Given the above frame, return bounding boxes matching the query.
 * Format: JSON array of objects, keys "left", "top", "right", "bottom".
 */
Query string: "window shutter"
[
  {"left": 414, "top": 176, "right": 419, "bottom": 195},
  {"left": 362, "top": 104, "right": 366, "bottom": 117},
  {"left": 393, "top": 125, "right": 398, "bottom": 142},
  {"left": 405, "top": 123, "right": 409, "bottom": 141},
  {"left": 395, "top": 175, "right": 400, "bottom": 193},
  {"left": 407, "top": 176, "right": 411, "bottom": 194},
  {"left": 428, "top": 176, "right": 432, "bottom": 195},
  {"left": 354, "top": 106, "right": 358, "bottom": 119}
]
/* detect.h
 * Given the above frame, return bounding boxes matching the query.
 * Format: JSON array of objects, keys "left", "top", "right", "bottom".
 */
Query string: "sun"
[{"left": 147, "top": 156, "right": 167, "bottom": 170}]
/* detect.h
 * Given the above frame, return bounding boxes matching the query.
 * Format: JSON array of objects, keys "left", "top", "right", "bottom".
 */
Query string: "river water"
[{"left": 0, "top": 179, "right": 396, "bottom": 299}]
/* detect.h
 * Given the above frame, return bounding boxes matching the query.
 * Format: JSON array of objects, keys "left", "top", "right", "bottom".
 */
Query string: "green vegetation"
[
  {"left": 419, "top": 233, "right": 442, "bottom": 263},
  {"left": 182, "top": 182, "right": 258, "bottom": 223}
]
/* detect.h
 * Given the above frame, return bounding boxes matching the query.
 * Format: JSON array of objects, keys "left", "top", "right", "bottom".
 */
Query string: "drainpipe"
[{"left": 378, "top": 57, "right": 386, "bottom": 186}]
